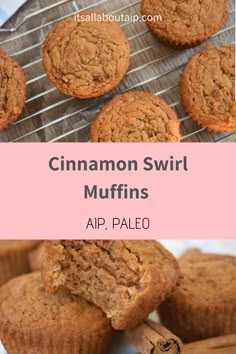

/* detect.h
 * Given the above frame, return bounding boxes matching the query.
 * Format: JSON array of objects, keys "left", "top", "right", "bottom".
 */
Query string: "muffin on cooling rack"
[
  {"left": 158, "top": 249, "right": 236, "bottom": 342},
  {"left": 0, "top": 240, "right": 40, "bottom": 286},
  {"left": 0, "top": 50, "right": 26, "bottom": 131},
  {"left": 141, "top": 0, "right": 228, "bottom": 48},
  {"left": 43, "top": 11, "right": 130, "bottom": 99},
  {"left": 90, "top": 91, "right": 181, "bottom": 142},
  {"left": 180, "top": 45, "right": 235, "bottom": 132},
  {"left": 0, "top": 272, "right": 112, "bottom": 354}
]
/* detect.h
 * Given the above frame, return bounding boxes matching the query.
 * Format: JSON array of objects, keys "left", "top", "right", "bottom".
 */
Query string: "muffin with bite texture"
[{"left": 42, "top": 240, "right": 181, "bottom": 330}]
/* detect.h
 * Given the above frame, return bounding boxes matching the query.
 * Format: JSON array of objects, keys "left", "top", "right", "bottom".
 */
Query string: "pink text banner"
[{"left": 0, "top": 143, "right": 235, "bottom": 239}]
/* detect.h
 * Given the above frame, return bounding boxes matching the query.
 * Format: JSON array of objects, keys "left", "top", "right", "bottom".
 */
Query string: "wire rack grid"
[{"left": 0, "top": 0, "right": 235, "bottom": 143}]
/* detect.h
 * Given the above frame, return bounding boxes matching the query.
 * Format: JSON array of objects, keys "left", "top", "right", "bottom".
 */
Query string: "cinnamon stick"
[
  {"left": 125, "top": 320, "right": 182, "bottom": 354},
  {"left": 183, "top": 334, "right": 236, "bottom": 354}
]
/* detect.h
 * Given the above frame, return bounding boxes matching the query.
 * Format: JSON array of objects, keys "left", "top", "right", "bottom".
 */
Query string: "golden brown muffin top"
[
  {"left": 0, "top": 50, "right": 26, "bottom": 131},
  {"left": 0, "top": 272, "right": 111, "bottom": 335},
  {"left": 91, "top": 91, "right": 181, "bottom": 142},
  {"left": 141, "top": 0, "right": 227, "bottom": 47},
  {"left": 43, "top": 11, "right": 130, "bottom": 98},
  {"left": 176, "top": 250, "right": 236, "bottom": 305},
  {"left": 180, "top": 45, "right": 235, "bottom": 132}
]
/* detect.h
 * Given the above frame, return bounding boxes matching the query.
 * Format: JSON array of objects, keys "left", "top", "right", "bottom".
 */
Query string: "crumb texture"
[
  {"left": 141, "top": 0, "right": 228, "bottom": 47},
  {"left": 158, "top": 250, "right": 236, "bottom": 342},
  {"left": 181, "top": 45, "right": 235, "bottom": 132},
  {"left": 43, "top": 11, "right": 130, "bottom": 98},
  {"left": 0, "top": 50, "right": 26, "bottom": 131},
  {"left": 43, "top": 240, "right": 180, "bottom": 329},
  {"left": 90, "top": 91, "right": 181, "bottom": 142}
]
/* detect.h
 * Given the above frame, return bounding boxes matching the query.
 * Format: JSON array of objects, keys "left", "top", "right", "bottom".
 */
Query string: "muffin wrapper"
[
  {"left": 0, "top": 322, "right": 112, "bottom": 354},
  {"left": 0, "top": 250, "right": 31, "bottom": 286},
  {"left": 159, "top": 299, "right": 236, "bottom": 343}
]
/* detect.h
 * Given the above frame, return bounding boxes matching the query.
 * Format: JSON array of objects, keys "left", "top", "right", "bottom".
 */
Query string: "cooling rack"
[{"left": 0, "top": 0, "right": 235, "bottom": 142}]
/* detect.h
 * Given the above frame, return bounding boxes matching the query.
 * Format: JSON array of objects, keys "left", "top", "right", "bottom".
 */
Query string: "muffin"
[
  {"left": 90, "top": 91, "right": 181, "bottom": 142},
  {"left": 43, "top": 11, "right": 130, "bottom": 99},
  {"left": 0, "top": 272, "right": 112, "bottom": 354},
  {"left": 158, "top": 250, "right": 236, "bottom": 343},
  {"left": 0, "top": 50, "right": 26, "bottom": 130},
  {"left": 180, "top": 45, "right": 235, "bottom": 132},
  {"left": 42, "top": 240, "right": 181, "bottom": 330},
  {"left": 141, "top": 0, "right": 228, "bottom": 48},
  {"left": 28, "top": 242, "right": 44, "bottom": 271},
  {"left": 0, "top": 241, "right": 40, "bottom": 286}
]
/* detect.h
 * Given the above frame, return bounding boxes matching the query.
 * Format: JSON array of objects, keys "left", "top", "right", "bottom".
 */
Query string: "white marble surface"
[{"left": 1, "top": 240, "right": 236, "bottom": 353}]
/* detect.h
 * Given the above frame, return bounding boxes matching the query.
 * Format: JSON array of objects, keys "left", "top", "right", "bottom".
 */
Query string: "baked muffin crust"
[
  {"left": 0, "top": 50, "right": 26, "bottom": 131},
  {"left": 91, "top": 91, "right": 181, "bottom": 142},
  {"left": 43, "top": 11, "right": 130, "bottom": 98},
  {"left": 0, "top": 272, "right": 112, "bottom": 354},
  {"left": 141, "top": 0, "right": 228, "bottom": 48},
  {"left": 181, "top": 45, "right": 235, "bottom": 132},
  {"left": 159, "top": 250, "right": 236, "bottom": 342}
]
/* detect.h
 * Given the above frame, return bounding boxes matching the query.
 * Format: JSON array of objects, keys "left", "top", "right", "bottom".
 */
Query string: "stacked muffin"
[
  {"left": 0, "top": 272, "right": 112, "bottom": 354},
  {"left": 0, "top": 242, "right": 235, "bottom": 353},
  {"left": 0, "top": 240, "right": 180, "bottom": 354}
]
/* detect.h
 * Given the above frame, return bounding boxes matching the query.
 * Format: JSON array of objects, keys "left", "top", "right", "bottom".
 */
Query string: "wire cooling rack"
[{"left": 0, "top": 0, "right": 235, "bottom": 142}]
